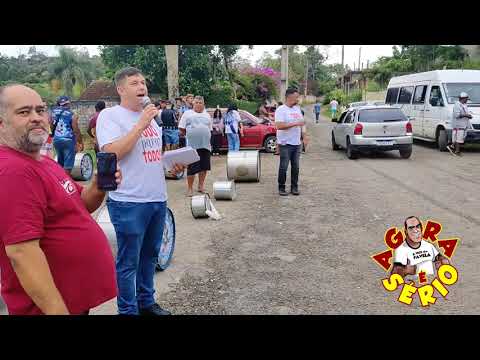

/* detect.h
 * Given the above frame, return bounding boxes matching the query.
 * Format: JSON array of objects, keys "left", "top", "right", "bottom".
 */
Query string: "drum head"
[
  {"left": 156, "top": 208, "right": 176, "bottom": 271},
  {"left": 80, "top": 153, "right": 94, "bottom": 181}
]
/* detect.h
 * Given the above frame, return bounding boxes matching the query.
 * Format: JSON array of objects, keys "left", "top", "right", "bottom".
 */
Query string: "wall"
[{"left": 70, "top": 100, "right": 120, "bottom": 133}]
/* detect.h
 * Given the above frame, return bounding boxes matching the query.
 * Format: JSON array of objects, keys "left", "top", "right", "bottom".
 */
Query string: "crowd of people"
[{"left": 0, "top": 64, "right": 314, "bottom": 315}]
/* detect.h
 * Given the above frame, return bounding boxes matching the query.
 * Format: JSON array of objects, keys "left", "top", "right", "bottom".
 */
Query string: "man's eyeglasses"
[{"left": 407, "top": 224, "right": 422, "bottom": 231}]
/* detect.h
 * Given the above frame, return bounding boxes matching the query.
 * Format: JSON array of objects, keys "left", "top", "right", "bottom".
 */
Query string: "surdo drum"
[
  {"left": 226, "top": 150, "right": 260, "bottom": 182},
  {"left": 94, "top": 205, "right": 176, "bottom": 271}
]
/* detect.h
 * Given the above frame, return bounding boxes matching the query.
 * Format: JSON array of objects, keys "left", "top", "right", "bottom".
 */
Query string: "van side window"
[
  {"left": 413, "top": 85, "right": 427, "bottom": 104},
  {"left": 386, "top": 87, "right": 399, "bottom": 104},
  {"left": 429, "top": 86, "right": 445, "bottom": 107},
  {"left": 398, "top": 87, "right": 414, "bottom": 104}
]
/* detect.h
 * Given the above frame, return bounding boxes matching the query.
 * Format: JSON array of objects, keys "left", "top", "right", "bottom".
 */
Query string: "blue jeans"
[
  {"left": 107, "top": 199, "right": 167, "bottom": 315},
  {"left": 163, "top": 129, "right": 179, "bottom": 145},
  {"left": 53, "top": 137, "right": 76, "bottom": 170},
  {"left": 227, "top": 133, "right": 240, "bottom": 151}
]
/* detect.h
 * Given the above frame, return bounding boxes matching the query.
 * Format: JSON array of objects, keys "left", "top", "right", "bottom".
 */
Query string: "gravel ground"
[{"left": 3, "top": 105, "right": 480, "bottom": 315}]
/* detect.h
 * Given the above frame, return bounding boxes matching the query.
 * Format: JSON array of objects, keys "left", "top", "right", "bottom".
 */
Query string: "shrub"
[
  {"left": 324, "top": 89, "right": 347, "bottom": 105},
  {"left": 347, "top": 90, "right": 363, "bottom": 103},
  {"left": 324, "top": 89, "right": 363, "bottom": 106},
  {"left": 366, "top": 81, "right": 383, "bottom": 92},
  {"left": 205, "top": 83, "right": 234, "bottom": 108},
  {"left": 236, "top": 67, "right": 279, "bottom": 102},
  {"left": 235, "top": 100, "right": 259, "bottom": 115}
]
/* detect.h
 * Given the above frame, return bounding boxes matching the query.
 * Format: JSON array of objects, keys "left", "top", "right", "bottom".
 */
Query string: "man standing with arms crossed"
[
  {"left": 96, "top": 67, "right": 184, "bottom": 315},
  {"left": 275, "top": 88, "right": 309, "bottom": 196}
]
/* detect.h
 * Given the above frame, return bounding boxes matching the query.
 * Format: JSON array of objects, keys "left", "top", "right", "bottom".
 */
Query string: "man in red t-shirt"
[{"left": 0, "top": 84, "right": 121, "bottom": 315}]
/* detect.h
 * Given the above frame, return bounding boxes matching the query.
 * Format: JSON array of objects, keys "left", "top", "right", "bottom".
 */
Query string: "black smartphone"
[{"left": 97, "top": 152, "right": 117, "bottom": 191}]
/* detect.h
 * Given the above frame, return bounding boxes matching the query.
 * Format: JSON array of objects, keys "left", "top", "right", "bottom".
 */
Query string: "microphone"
[{"left": 141, "top": 96, "right": 163, "bottom": 126}]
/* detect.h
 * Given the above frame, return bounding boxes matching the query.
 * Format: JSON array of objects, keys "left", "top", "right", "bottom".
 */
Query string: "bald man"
[{"left": 0, "top": 84, "right": 120, "bottom": 315}]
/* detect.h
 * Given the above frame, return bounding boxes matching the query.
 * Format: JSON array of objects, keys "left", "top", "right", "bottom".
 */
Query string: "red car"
[{"left": 207, "top": 108, "right": 277, "bottom": 153}]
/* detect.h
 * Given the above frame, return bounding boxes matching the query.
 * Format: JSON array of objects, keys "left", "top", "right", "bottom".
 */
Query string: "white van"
[{"left": 386, "top": 70, "right": 480, "bottom": 151}]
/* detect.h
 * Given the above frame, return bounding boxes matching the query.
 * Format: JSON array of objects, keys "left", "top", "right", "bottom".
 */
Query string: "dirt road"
[{"left": 2, "top": 105, "right": 479, "bottom": 315}]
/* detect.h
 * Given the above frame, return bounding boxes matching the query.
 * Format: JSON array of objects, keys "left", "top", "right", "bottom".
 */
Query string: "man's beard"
[{"left": 16, "top": 129, "right": 48, "bottom": 153}]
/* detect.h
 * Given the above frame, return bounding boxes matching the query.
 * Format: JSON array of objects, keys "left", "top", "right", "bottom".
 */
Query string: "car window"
[
  {"left": 398, "top": 87, "right": 414, "bottom": 104},
  {"left": 413, "top": 85, "right": 427, "bottom": 104},
  {"left": 386, "top": 87, "right": 399, "bottom": 104},
  {"left": 338, "top": 112, "right": 347, "bottom": 123},
  {"left": 358, "top": 108, "right": 408, "bottom": 123},
  {"left": 344, "top": 112, "right": 354, "bottom": 124},
  {"left": 429, "top": 86, "right": 445, "bottom": 107},
  {"left": 240, "top": 111, "right": 259, "bottom": 125}
]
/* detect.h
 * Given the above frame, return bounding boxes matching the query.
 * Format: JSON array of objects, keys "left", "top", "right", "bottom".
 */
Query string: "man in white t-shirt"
[
  {"left": 96, "top": 67, "right": 184, "bottom": 316},
  {"left": 178, "top": 96, "right": 213, "bottom": 196},
  {"left": 275, "top": 88, "right": 309, "bottom": 196},
  {"left": 391, "top": 216, "right": 449, "bottom": 279}
]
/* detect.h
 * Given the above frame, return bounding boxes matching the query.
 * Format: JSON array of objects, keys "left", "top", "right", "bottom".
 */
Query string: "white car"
[{"left": 331, "top": 106, "right": 413, "bottom": 159}]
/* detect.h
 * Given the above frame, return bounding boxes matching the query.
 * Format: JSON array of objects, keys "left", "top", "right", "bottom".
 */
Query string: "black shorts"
[{"left": 187, "top": 148, "right": 211, "bottom": 176}]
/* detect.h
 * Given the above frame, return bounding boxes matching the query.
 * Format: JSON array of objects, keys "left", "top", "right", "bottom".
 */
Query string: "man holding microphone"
[{"left": 96, "top": 67, "right": 184, "bottom": 316}]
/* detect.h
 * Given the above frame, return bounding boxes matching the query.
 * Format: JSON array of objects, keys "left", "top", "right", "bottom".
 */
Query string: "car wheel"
[
  {"left": 156, "top": 208, "right": 176, "bottom": 271},
  {"left": 263, "top": 135, "right": 277, "bottom": 153},
  {"left": 399, "top": 145, "right": 412, "bottom": 159},
  {"left": 332, "top": 132, "right": 340, "bottom": 150},
  {"left": 437, "top": 129, "right": 448, "bottom": 152},
  {"left": 346, "top": 138, "right": 358, "bottom": 160}
]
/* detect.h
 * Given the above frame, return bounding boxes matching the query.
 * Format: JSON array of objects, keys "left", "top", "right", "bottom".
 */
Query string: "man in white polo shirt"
[
  {"left": 275, "top": 88, "right": 309, "bottom": 196},
  {"left": 391, "top": 216, "right": 449, "bottom": 279}
]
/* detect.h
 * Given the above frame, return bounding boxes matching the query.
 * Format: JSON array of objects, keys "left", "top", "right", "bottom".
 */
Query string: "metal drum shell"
[
  {"left": 213, "top": 181, "right": 236, "bottom": 200},
  {"left": 226, "top": 150, "right": 260, "bottom": 182},
  {"left": 95, "top": 205, "right": 119, "bottom": 256},
  {"left": 67, "top": 152, "right": 94, "bottom": 181},
  {"left": 94, "top": 205, "right": 176, "bottom": 271},
  {"left": 191, "top": 193, "right": 212, "bottom": 218}
]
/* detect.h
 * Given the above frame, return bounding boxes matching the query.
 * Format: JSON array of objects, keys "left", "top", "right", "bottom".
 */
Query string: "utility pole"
[
  {"left": 165, "top": 45, "right": 179, "bottom": 102},
  {"left": 280, "top": 45, "right": 289, "bottom": 103},
  {"left": 358, "top": 47, "right": 361, "bottom": 71},
  {"left": 341, "top": 45, "right": 345, "bottom": 68},
  {"left": 304, "top": 57, "right": 308, "bottom": 97}
]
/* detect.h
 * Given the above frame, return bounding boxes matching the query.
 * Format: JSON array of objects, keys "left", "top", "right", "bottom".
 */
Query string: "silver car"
[{"left": 331, "top": 106, "right": 413, "bottom": 159}]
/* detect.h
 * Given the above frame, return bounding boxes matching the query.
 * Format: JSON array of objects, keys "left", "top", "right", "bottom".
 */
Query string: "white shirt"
[
  {"left": 224, "top": 110, "right": 241, "bottom": 134},
  {"left": 452, "top": 101, "right": 471, "bottom": 129},
  {"left": 330, "top": 100, "right": 338, "bottom": 110},
  {"left": 393, "top": 240, "right": 440, "bottom": 276},
  {"left": 96, "top": 105, "right": 167, "bottom": 202},
  {"left": 178, "top": 109, "right": 212, "bottom": 150},
  {"left": 275, "top": 104, "right": 303, "bottom": 146}
]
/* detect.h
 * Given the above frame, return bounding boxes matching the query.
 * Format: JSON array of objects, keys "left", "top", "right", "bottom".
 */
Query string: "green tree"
[{"left": 49, "top": 46, "right": 96, "bottom": 97}]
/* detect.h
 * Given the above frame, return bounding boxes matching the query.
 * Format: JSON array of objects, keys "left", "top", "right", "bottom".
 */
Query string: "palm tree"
[{"left": 49, "top": 46, "right": 92, "bottom": 97}]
